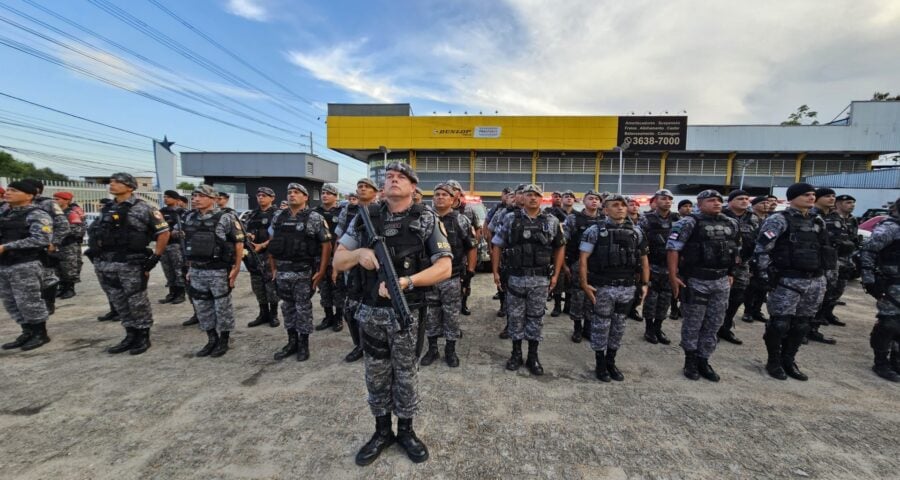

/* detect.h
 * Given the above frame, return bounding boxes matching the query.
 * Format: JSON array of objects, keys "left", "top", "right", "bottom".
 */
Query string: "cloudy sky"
[{"left": 1, "top": 0, "right": 897, "bottom": 189}]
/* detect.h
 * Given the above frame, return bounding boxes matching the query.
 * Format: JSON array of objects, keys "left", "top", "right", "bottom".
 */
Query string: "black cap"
[
  {"left": 678, "top": 199, "right": 693, "bottom": 208},
  {"left": 727, "top": 189, "right": 750, "bottom": 201},
  {"left": 836, "top": 194, "right": 856, "bottom": 202},
  {"left": 501, "top": 187, "right": 512, "bottom": 195},
  {"left": 786, "top": 183, "right": 816, "bottom": 200},
  {"left": 217, "top": 191, "right": 230, "bottom": 199},
  {"left": 751, "top": 196, "right": 768, "bottom": 206},
  {"left": 815, "top": 187, "right": 836, "bottom": 199},
  {"left": 7, "top": 180, "right": 38, "bottom": 195},
  {"left": 163, "top": 190, "right": 180, "bottom": 199}
]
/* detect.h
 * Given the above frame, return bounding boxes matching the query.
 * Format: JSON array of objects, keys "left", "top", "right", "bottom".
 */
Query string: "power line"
[
  {"left": 0, "top": 118, "right": 152, "bottom": 152},
  {"left": 0, "top": 133, "right": 151, "bottom": 165},
  {"left": 0, "top": 145, "right": 156, "bottom": 173}
]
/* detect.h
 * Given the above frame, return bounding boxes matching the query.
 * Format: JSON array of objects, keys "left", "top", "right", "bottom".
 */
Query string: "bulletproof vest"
[
  {"left": 314, "top": 205, "right": 341, "bottom": 238},
  {"left": 89, "top": 200, "right": 151, "bottom": 255},
  {"left": 183, "top": 210, "right": 235, "bottom": 268},
  {"left": 681, "top": 214, "right": 738, "bottom": 279},
  {"left": 503, "top": 210, "right": 555, "bottom": 275},
  {"left": 267, "top": 208, "right": 319, "bottom": 265},
  {"left": 771, "top": 211, "right": 830, "bottom": 275},
  {"left": 0, "top": 206, "right": 42, "bottom": 265},
  {"left": 724, "top": 208, "right": 758, "bottom": 261},
  {"left": 455, "top": 202, "right": 477, "bottom": 227},
  {"left": 876, "top": 218, "right": 900, "bottom": 277},
  {"left": 440, "top": 211, "right": 467, "bottom": 277},
  {"left": 358, "top": 203, "right": 431, "bottom": 308},
  {"left": 548, "top": 206, "right": 568, "bottom": 223},
  {"left": 159, "top": 206, "right": 182, "bottom": 229},
  {"left": 587, "top": 222, "right": 640, "bottom": 284},
  {"left": 565, "top": 210, "right": 603, "bottom": 265},
  {"left": 245, "top": 207, "right": 275, "bottom": 244},
  {"left": 822, "top": 211, "right": 856, "bottom": 255},
  {"left": 643, "top": 211, "right": 679, "bottom": 266},
  {"left": 340, "top": 203, "right": 360, "bottom": 233}
]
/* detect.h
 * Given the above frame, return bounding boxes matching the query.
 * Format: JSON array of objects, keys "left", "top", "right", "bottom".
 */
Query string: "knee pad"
[
  {"left": 187, "top": 285, "right": 214, "bottom": 301},
  {"left": 613, "top": 302, "right": 630, "bottom": 314},
  {"left": 791, "top": 316, "right": 813, "bottom": 336},
  {"left": 767, "top": 315, "right": 791, "bottom": 337}
]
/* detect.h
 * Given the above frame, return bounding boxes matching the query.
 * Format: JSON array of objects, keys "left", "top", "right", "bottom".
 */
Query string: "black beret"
[
  {"left": 751, "top": 196, "right": 768, "bottom": 206},
  {"left": 835, "top": 194, "right": 856, "bottom": 202},
  {"left": 727, "top": 189, "right": 749, "bottom": 201},
  {"left": 786, "top": 183, "right": 816, "bottom": 200},
  {"left": 814, "top": 187, "right": 836, "bottom": 199},
  {"left": 678, "top": 199, "right": 693, "bottom": 208}
]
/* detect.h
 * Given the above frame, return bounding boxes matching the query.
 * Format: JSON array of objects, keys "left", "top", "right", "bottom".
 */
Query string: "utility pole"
[{"left": 309, "top": 131, "right": 314, "bottom": 154}]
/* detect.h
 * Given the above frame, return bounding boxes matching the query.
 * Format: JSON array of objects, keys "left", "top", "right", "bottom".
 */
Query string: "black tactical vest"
[
  {"left": 587, "top": 222, "right": 641, "bottom": 285},
  {"left": 183, "top": 211, "right": 235, "bottom": 269},
  {"left": 771, "top": 211, "right": 833, "bottom": 276},
  {"left": 245, "top": 207, "right": 275, "bottom": 244},
  {"left": 503, "top": 210, "right": 555, "bottom": 276},
  {"left": 565, "top": 210, "right": 604, "bottom": 265},
  {"left": 877, "top": 218, "right": 900, "bottom": 279},
  {"left": 314, "top": 204, "right": 341, "bottom": 239},
  {"left": 681, "top": 214, "right": 738, "bottom": 279},
  {"left": 0, "top": 206, "right": 42, "bottom": 265},
  {"left": 643, "top": 210, "right": 679, "bottom": 266},
  {"left": 822, "top": 211, "right": 856, "bottom": 256},
  {"left": 267, "top": 208, "right": 320, "bottom": 267},
  {"left": 159, "top": 206, "right": 182, "bottom": 230},
  {"left": 89, "top": 200, "right": 151, "bottom": 256},
  {"left": 440, "top": 210, "right": 467, "bottom": 277},
  {"left": 724, "top": 208, "right": 758, "bottom": 261}
]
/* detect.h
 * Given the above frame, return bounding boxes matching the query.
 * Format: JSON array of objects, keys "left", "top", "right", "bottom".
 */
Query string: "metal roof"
[{"left": 806, "top": 168, "right": 900, "bottom": 189}]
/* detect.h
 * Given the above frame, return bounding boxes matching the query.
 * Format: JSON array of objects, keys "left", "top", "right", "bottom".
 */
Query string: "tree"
[
  {"left": 781, "top": 104, "right": 819, "bottom": 126},
  {"left": 0, "top": 151, "right": 69, "bottom": 180},
  {"left": 872, "top": 92, "right": 900, "bottom": 101},
  {"left": 176, "top": 181, "right": 196, "bottom": 190}
]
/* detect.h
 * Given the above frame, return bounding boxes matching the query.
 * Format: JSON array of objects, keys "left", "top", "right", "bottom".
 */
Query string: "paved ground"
[{"left": 0, "top": 268, "right": 898, "bottom": 480}]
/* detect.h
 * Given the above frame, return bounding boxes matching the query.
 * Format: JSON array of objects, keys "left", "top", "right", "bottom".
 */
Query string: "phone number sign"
[{"left": 616, "top": 116, "right": 687, "bottom": 150}]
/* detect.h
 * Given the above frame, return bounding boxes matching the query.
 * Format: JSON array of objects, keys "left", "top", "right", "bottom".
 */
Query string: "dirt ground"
[{"left": 0, "top": 268, "right": 897, "bottom": 480}]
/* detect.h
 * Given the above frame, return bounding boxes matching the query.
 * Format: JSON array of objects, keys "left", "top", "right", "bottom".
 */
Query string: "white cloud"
[
  {"left": 225, "top": 0, "right": 269, "bottom": 22},
  {"left": 286, "top": 41, "right": 398, "bottom": 102}
]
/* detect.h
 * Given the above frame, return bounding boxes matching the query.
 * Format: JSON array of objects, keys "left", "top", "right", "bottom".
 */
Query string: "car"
[
  {"left": 858, "top": 215, "right": 888, "bottom": 241},
  {"left": 860, "top": 208, "right": 891, "bottom": 223}
]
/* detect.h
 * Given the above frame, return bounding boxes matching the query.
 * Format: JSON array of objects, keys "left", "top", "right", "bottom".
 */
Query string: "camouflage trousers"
[
  {"left": 767, "top": 275, "right": 826, "bottom": 319},
  {"left": 357, "top": 303, "right": 420, "bottom": 419},
  {"left": 506, "top": 275, "right": 550, "bottom": 342},
  {"left": 95, "top": 260, "right": 153, "bottom": 329},
  {"left": 0, "top": 260, "right": 49, "bottom": 325},
  {"left": 817, "top": 270, "right": 847, "bottom": 323},
  {"left": 42, "top": 265, "right": 59, "bottom": 289},
  {"left": 872, "top": 284, "right": 900, "bottom": 354},
  {"left": 159, "top": 243, "right": 185, "bottom": 288},
  {"left": 188, "top": 267, "right": 235, "bottom": 333},
  {"left": 425, "top": 276, "right": 461, "bottom": 340},
  {"left": 248, "top": 252, "right": 277, "bottom": 304},
  {"left": 57, "top": 243, "right": 83, "bottom": 284},
  {"left": 642, "top": 269, "right": 673, "bottom": 321},
  {"left": 317, "top": 265, "right": 337, "bottom": 309},
  {"left": 588, "top": 284, "right": 634, "bottom": 352},
  {"left": 276, "top": 270, "right": 313, "bottom": 334},
  {"left": 567, "top": 263, "right": 590, "bottom": 324},
  {"left": 334, "top": 272, "right": 348, "bottom": 309},
  {"left": 680, "top": 276, "right": 730, "bottom": 359}
]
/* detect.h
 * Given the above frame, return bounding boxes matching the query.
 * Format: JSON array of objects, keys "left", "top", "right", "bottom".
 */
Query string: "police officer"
[
  {"left": 158, "top": 190, "right": 186, "bottom": 305},
  {"left": 670, "top": 199, "right": 694, "bottom": 320},
  {"left": 860, "top": 198, "right": 900, "bottom": 381},
  {"left": 52, "top": 191, "right": 85, "bottom": 299},
  {"left": 22, "top": 179, "right": 69, "bottom": 315},
  {"left": 717, "top": 189, "right": 759, "bottom": 345},
  {"left": 244, "top": 187, "right": 280, "bottom": 328},
  {"left": 183, "top": 185, "right": 244, "bottom": 357},
  {"left": 742, "top": 196, "right": 772, "bottom": 323},
  {"left": 489, "top": 184, "right": 526, "bottom": 330},
  {"left": 269, "top": 183, "right": 332, "bottom": 362},
  {"left": 333, "top": 162, "right": 451, "bottom": 466},
  {"left": 564, "top": 190, "right": 604, "bottom": 342},
  {"left": 802, "top": 188, "right": 841, "bottom": 345},
  {"left": 446, "top": 179, "right": 479, "bottom": 316},
  {"left": 580, "top": 194, "right": 649, "bottom": 382},
  {"left": 420, "top": 183, "right": 476, "bottom": 368},
  {"left": 638, "top": 189, "right": 680, "bottom": 345},
  {"left": 216, "top": 191, "right": 230, "bottom": 209},
  {"left": 492, "top": 184, "right": 566, "bottom": 375},
  {"left": 667, "top": 190, "right": 740, "bottom": 382},
  {"left": 314, "top": 184, "right": 343, "bottom": 332},
  {"left": 814, "top": 190, "right": 858, "bottom": 332},
  {"left": 0, "top": 181, "right": 53, "bottom": 351},
  {"left": 88, "top": 173, "right": 170, "bottom": 355},
  {"left": 755, "top": 183, "right": 833, "bottom": 381},
  {"left": 549, "top": 190, "right": 575, "bottom": 317}
]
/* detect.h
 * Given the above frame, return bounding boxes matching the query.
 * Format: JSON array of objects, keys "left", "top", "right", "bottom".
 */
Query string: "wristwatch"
[{"left": 404, "top": 276, "right": 415, "bottom": 292}]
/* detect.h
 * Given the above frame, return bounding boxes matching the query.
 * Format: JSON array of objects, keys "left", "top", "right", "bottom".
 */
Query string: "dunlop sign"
[{"left": 431, "top": 126, "right": 502, "bottom": 138}]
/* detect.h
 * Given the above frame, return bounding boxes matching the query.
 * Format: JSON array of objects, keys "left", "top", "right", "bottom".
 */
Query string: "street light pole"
[
  {"left": 738, "top": 159, "right": 755, "bottom": 190},
  {"left": 614, "top": 140, "right": 631, "bottom": 194}
]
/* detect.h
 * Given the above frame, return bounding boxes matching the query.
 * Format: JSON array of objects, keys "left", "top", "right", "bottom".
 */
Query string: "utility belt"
[
  {"left": 506, "top": 266, "right": 551, "bottom": 277},
  {"left": 590, "top": 278, "right": 637, "bottom": 287},
  {"left": 59, "top": 236, "right": 84, "bottom": 247},
  {"left": 682, "top": 267, "right": 729, "bottom": 280},
  {"left": 190, "top": 260, "right": 232, "bottom": 270},
  {"left": 277, "top": 261, "right": 313, "bottom": 272},
  {"left": 0, "top": 250, "right": 42, "bottom": 266},
  {"left": 779, "top": 269, "right": 823, "bottom": 279},
  {"left": 362, "top": 291, "right": 427, "bottom": 311},
  {"left": 97, "top": 249, "right": 151, "bottom": 265}
]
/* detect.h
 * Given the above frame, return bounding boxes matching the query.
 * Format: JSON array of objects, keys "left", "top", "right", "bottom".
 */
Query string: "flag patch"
[
  {"left": 668, "top": 233, "right": 679, "bottom": 240},
  {"left": 763, "top": 230, "right": 777, "bottom": 239}
]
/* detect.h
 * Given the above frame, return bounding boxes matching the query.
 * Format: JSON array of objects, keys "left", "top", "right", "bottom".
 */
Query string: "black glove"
[
  {"left": 143, "top": 253, "right": 161, "bottom": 272},
  {"left": 863, "top": 282, "right": 884, "bottom": 300}
]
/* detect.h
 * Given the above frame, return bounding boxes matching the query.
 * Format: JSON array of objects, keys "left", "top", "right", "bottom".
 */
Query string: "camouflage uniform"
[
  {"left": 313, "top": 204, "right": 342, "bottom": 328},
  {"left": 755, "top": 207, "right": 831, "bottom": 379},
  {"left": 488, "top": 204, "right": 518, "bottom": 319},
  {"left": 743, "top": 211, "right": 770, "bottom": 322},
  {"left": 0, "top": 205, "right": 52, "bottom": 327},
  {"left": 242, "top": 206, "right": 279, "bottom": 325},
  {"left": 158, "top": 205, "right": 186, "bottom": 289},
  {"left": 638, "top": 210, "right": 680, "bottom": 342},
  {"left": 33, "top": 196, "right": 69, "bottom": 310},
  {"left": 860, "top": 216, "right": 900, "bottom": 380},
  {"left": 815, "top": 208, "right": 859, "bottom": 325},
  {"left": 719, "top": 206, "right": 759, "bottom": 340},
  {"left": 184, "top": 208, "right": 243, "bottom": 333},
  {"left": 564, "top": 209, "right": 605, "bottom": 341},
  {"left": 57, "top": 202, "right": 85, "bottom": 285},
  {"left": 340, "top": 202, "right": 451, "bottom": 418},
  {"left": 424, "top": 211, "right": 474, "bottom": 341}
]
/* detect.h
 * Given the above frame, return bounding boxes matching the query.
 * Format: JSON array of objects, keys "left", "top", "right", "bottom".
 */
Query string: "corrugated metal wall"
[{"left": 806, "top": 169, "right": 900, "bottom": 189}]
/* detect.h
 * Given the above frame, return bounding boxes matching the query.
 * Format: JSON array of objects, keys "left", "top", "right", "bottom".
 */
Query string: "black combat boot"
[
  {"left": 170, "top": 286, "right": 186, "bottom": 304},
  {"left": 752, "top": 311, "right": 768, "bottom": 323},
  {"left": 158, "top": 287, "right": 176, "bottom": 304},
  {"left": 2, "top": 324, "right": 34, "bottom": 350},
  {"left": 669, "top": 302, "right": 682, "bottom": 320},
  {"left": 766, "top": 356, "right": 788, "bottom": 380},
  {"left": 891, "top": 348, "right": 900, "bottom": 375},
  {"left": 825, "top": 313, "right": 846, "bottom": 327},
  {"left": 526, "top": 340, "right": 544, "bottom": 376},
  {"left": 345, "top": 318, "right": 363, "bottom": 362},
  {"left": 571, "top": 320, "right": 583, "bottom": 343},
  {"left": 581, "top": 318, "right": 591, "bottom": 341},
  {"left": 58, "top": 282, "right": 76, "bottom": 299},
  {"left": 550, "top": 295, "right": 562, "bottom": 317},
  {"left": 97, "top": 307, "right": 119, "bottom": 322},
  {"left": 807, "top": 325, "right": 836, "bottom": 345},
  {"left": 268, "top": 302, "right": 280, "bottom": 327},
  {"left": 741, "top": 313, "right": 755, "bottom": 323},
  {"left": 717, "top": 328, "right": 743, "bottom": 345},
  {"left": 274, "top": 330, "right": 298, "bottom": 361},
  {"left": 562, "top": 295, "right": 570, "bottom": 314},
  {"left": 129, "top": 328, "right": 151, "bottom": 355},
  {"left": 248, "top": 303, "right": 270, "bottom": 327},
  {"left": 606, "top": 349, "right": 624, "bottom": 381},
  {"left": 210, "top": 331, "right": 230, "bottom": 358},
  {"left": 683, "top": 350, "right": 700, "bottom": 380},
  {"left": 498, "top": 318, "right": 510, "bottom": 339},
  {"left": 764, "top": 327, "right": 788, "bottom": 380},
  {"left": 460, "top": 296, "right": 471, "bottom": 316},
  {"left": 445, "top": 340, "right": 459, "bottom": 368},
  {"left": 315, "top": 307, "right": 334, "bottom": 331},
  {"left": 505, "top": 340, "right": 523, "bottom": 371},
  {"left": 107, "top": 327, "right": 137, "bottom": 354},
  {"left": 654, "top": 318, "right": 671, "bottom": 345},
  {"left": 43, "top": 286, "right": 57, "bottom": 315},
  {"left": 397, "top": 417, "right": 429, "bottom": 463},
  {"left": 182, "top": 314, "right": 199, "bottom": 326},
  {"left": 595, "top": 350, "right": 610, "bottom": 382},
  {"left": 872, "top": 351, "right": 900, "bottom": 382},
  {"left": 196, "top": 329, "right": 218, "bottom": 357},
  {"left": 355, "top": 414, "right": 396, "bottom": 466},
  {"left": 696, "top": 357, "right": 720, "bottom": 382},
  {"left": 296, "top": 334, "right": 310, "bottom": 362},
  {"left": 332, "top": 308, "right": 344, "bottom": 332},
  {"left": 19, "top": 323, "right": 50, "bottom": 351},
  {"left": 628, "top": 307, "right": 642, "bottom": 322},
  {"left": 420, "top": 336, "right": 440, "bottom": 366},
  {"left": 643, "top": 317, "right": 658, "bottom": 344},
  {"left": 781, "top": 357, "right": 808, "bottom": 381}
]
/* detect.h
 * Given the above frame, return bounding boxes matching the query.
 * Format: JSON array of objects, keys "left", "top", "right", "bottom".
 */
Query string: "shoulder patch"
[
  {"left": 438, "top": 219, "right": 448, "bottom": 237},
  {"left": 41, "top": 225, "right": 52, "bottom": 233},
  {"left": 763, "top": 230, "right": 777, "bottom": 240}
]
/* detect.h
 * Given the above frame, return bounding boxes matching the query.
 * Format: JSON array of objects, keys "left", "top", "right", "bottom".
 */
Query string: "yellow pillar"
[
  {"left": 795, "top": 153, "right": 806, "bottom": 182},
  {"left": 725, "top": 152, "right": 736, "bottom": 190},
  {"left": 409, "top": 150, "right": 416, "bottom": 169},
  {"left": 867, "top": 153, "right": 878, "bottom": 171},
  {"left": 531, "top": 151, "right": 538, "bottom": 184},
  {"left": 470, "top": 150, "right": 476, "bottom": 192},
  {"left": 595, "top": 152, "right": 602, "bottom": 190},
  {"left": 658, "top": 151, "right": 669, "bottom": 190}
]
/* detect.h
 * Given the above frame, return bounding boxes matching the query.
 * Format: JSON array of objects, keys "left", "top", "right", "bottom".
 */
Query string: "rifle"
[
  {"left": 357, "top": 205, "right": 415, "bottom": 332},
  {"left": 238, "top": 210, "right": 270, "bottom": 286}
]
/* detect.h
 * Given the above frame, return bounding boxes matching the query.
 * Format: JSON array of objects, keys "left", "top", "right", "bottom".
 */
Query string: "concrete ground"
[{"left": 0, "top": 269, "right": 898, "bottom": 480}]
